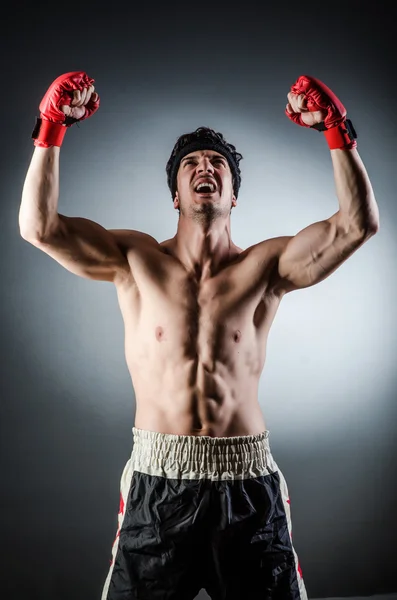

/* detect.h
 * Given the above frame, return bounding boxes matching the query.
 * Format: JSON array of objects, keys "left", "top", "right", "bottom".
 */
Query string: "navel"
[
  {"left": 155, "top": 326, "right": 165, "bottom": 341},
  {"left": 233, "top": 330, "right": 242, "bottom": 343}
]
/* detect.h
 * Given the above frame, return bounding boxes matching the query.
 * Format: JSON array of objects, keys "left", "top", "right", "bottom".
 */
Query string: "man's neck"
[{"left": 172, "top": 218, "right": 237, "bottom": 278}]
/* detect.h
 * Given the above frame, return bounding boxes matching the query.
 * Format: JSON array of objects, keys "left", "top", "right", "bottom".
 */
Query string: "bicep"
[
  {"left": 29, "top": 214, "right": 130, "bottom": 282},
  {"left": 277, "top": 213, "right": 369, "bottom": 292}
]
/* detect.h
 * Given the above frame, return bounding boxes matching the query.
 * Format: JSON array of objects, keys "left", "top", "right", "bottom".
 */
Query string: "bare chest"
[{"left": 115, "top": 245, "right": 281, "bottom": 365}]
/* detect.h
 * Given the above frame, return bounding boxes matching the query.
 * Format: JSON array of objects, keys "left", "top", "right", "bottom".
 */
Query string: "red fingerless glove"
[
  {"left": 286, "top": 75, "right": 357, "bottom": 150},
  {"left": 32, "top": 71, "right": 100, "bottom": 148}
]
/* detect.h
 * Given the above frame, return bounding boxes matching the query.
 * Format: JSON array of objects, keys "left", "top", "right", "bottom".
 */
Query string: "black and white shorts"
[{"left": 101, "top": 427, "right": 308, "bottom": 600}]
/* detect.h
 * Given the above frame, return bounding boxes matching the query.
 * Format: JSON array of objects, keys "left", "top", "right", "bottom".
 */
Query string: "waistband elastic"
[{"left": 130, "top": 427, "right": 273, "bottom": 481}]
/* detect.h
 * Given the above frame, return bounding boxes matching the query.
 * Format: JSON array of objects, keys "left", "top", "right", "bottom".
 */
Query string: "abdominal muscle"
[{"left": 126, "top": 340, "right": 268, "bottom": 438}]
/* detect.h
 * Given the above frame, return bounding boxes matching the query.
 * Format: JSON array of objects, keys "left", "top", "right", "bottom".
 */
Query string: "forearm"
[
  {"left": 330, "top": 148, "right": 380, "bottom": 234},
  {"left": 19, "top": 146, "right": 61, "bottom": 240}
]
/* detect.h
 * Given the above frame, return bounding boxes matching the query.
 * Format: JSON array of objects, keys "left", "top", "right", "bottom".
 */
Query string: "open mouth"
[{"left": 194, "top": 181, "right": 217, "bottom": 194}]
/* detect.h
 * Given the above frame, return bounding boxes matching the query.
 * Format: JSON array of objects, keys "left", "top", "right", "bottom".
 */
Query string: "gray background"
[{"left": 1, "top": 1, "right": 396, "bottom": 599}]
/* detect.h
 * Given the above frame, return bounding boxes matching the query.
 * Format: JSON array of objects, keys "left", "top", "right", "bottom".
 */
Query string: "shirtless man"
[{"left": 19, "top": 72, "right": 379, "bottom": 600}]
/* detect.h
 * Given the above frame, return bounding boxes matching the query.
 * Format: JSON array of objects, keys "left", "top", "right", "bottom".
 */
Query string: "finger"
[
  {"left": 286, "top": 103, "right": 293, "bottom": 114},
  {"left": 76, "top": 87, "right": 87, "bottom": 107},
  {"left": 84, "top": 85, "right": 94, "bottom": 105},
  {"left": 60, "top": 104, "right": 71, "bottom": 116},
  {"left": 92, "top": 92, "right": 98, "bottom": 102},
  {"left": 72, "top": 89, "right": 81, "bottom": 106},
  {"left": 297, "top": 94, "right": 307, "bottom": 111},
  {"left": 287, "top": 92, "right": 300, "bottom": 113},
  {"left": 287, "top": 91, "right": 295, "bottom": 105}
]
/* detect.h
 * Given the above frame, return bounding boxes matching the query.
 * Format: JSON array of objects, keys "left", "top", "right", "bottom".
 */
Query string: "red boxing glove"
[
  {"left": 285, "top": 75, "right": 357, "bottom": 150},
  {"left": 32, "top": 71, "right": 100, "bottom": 148}
]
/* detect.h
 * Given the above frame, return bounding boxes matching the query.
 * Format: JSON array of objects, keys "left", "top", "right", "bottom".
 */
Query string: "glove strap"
[
  {"left": 311, "top": 119, "right": 357, "bottom": 150},
  {"left": 32, "top": 118, "right": 67, "bottom": 148}
]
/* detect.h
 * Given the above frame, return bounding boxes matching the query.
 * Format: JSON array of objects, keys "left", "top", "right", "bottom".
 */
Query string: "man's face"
[{"left": 174, "top": 150, "right": 237, "bottom": 219}]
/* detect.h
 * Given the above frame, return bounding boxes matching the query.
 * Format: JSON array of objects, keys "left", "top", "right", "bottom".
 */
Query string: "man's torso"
[{"left": 113, "top": 231, "right": 291, "bottom": 437}]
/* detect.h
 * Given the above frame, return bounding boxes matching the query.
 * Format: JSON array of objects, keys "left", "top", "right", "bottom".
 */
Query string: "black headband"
[{"left": 168, "top": 140, "right": 241, "bottom": 199}]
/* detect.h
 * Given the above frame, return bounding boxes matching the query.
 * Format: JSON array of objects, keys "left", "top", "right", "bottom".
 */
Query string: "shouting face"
[{"left": 174, "top": 150, "right": 237, "bottom": 221}]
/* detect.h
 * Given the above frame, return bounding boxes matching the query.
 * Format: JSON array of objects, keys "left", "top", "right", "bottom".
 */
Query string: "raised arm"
[
  {"left": 278, "top": 148, "right": 379, "bottom": 291},
  {"left": 274, "top": 75, "right": 380, "bottom": 293},
  {"left": 19, "top": 147, "right": 129, "bottom": 282},
  {"left": 19, "top": 72, "right": 130, "bottom": 283}
]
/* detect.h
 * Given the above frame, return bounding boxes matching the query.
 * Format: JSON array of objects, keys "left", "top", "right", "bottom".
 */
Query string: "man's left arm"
[
  {"left": 279, "top": 147, "right": 379, "bottom": 290},
  {"left": 277, "top": 75, "right": 380, "bottom": 292}
]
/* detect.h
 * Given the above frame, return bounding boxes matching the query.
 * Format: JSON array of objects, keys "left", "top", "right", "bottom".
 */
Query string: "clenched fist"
[
  {"left": 286, "top": 90, "right": 327, "bottom": 127},
  {"left": 60, "top": 84, "right": 99, "bottom": 121},
  {"left": 32, "top": 71, "right": 100, "bottom": 148},
  {"left": 285, "top": 75, "right": 357, "bottom": 150}
]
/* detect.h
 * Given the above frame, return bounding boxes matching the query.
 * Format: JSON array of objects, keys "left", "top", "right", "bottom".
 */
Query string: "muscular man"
[{"left": 19, "top": 72, "right": 379, "bottom": 600}]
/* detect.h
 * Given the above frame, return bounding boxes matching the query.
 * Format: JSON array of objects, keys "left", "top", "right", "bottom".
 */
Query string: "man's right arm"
[{"left": 19, "top": 147, "right": 130, "bottom": 282}]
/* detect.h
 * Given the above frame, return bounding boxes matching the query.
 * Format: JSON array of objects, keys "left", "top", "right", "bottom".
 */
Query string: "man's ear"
[
  {"left": 173, "top": 191, "right": 179, "bottom": 210},
  {"left": 232, "top": 195, "right": 237, "bottom": 209}
]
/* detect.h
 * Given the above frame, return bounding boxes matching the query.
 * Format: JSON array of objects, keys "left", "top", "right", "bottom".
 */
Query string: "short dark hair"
[{"left": 166, "top": 126, "right": 243, "bottom": 200}]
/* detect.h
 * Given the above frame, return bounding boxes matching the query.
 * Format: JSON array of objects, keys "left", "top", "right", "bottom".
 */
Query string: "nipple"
[{"left": 233, "top": 330, "right": 241, "bottom": 343}]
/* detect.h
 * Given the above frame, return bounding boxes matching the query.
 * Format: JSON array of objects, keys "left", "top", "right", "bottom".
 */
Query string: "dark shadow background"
[{"left": 1, "top": 1, "right": 396, "bottom": 599}]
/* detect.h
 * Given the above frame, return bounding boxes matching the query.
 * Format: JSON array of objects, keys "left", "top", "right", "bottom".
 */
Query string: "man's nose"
[{"left": 197, "top": 159, "right": 214, "bottom": 173}]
